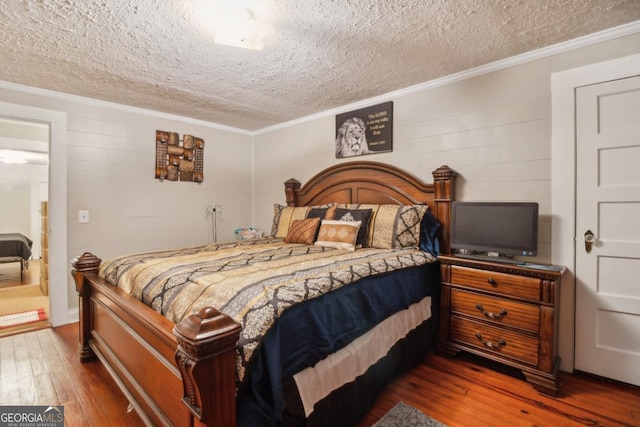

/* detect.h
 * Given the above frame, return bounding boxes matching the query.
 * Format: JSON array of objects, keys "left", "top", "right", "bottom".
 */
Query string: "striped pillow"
[
  {"left": 271, "top": 205, "right": 310, "bottom": 238},
  {"left": 284, "top": 217, "right": 321, "bottom": 245}
]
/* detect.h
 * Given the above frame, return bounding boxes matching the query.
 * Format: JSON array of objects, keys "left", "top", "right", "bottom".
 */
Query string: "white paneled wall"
[
  {"left": 63, "top": 109, "right": 253, "bottom": 259},
  {"left": 254, "top": 32, "right": 640, "bottom": 265},
  {"left": 0, "top": 86, "right": 252, "bottom": 320},
  {"left": 253, "top": 61, "right": 555, "bottom": 261},
  {"left": 0, "top": 170, "right": 32, "bottom": 234}
]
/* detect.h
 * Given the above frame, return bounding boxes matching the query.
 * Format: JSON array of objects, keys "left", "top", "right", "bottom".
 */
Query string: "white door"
[{"left": 575, "top": 75, "right": 640, "bottom": 386}]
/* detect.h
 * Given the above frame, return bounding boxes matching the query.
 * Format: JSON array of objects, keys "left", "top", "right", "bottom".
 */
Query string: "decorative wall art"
[
  {"left": 335, "top": 101, "right": 393, "bottom": 158},
  {"left": 155, "top": 130, "right": 205, "bottom": 182}
]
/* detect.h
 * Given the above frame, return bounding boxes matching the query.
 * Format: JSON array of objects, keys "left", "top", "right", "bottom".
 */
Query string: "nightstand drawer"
[
  {"left": 450, "top": 266, "right": 540, "bottom": 300},
  {"left": 450, "top": 289, "right": 540, "bottom": 333},
  {"left": 439, "top": 256, "right": 563, "bottom": 395},
  {"left": 450, "top": 317, "right": 539, "bottom": 366}
]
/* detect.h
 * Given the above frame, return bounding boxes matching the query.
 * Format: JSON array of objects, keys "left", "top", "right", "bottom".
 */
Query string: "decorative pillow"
[
  {"left": 307, "top": 207, "right": 330, "bottom": 220},
  {"left": 419, "top": 210, "right": 441, "bottom": 256},
  {"left": 271, "top": 205, "right": 311, "bottom": 238},
  {"left": 284, "top": 217, "right": 321, "bottom": 245},
  {"left": 314, "top": 220, "right": 361, "bottom": 251},
  {"left": 337, "top": 204, "right": 429, "bottom": 249},
  {"left": 326, "top": 208, "right": 372, "bottom": 247}
]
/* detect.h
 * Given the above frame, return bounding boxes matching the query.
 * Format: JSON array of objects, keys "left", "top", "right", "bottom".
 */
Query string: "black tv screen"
[{"left": 450, "top": 202, "right": 539, "bottom": 257}]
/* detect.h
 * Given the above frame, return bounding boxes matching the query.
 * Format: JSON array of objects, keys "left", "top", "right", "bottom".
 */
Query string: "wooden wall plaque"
[{"left": 155, "top": 130, "right": 205, "bottom": 182}]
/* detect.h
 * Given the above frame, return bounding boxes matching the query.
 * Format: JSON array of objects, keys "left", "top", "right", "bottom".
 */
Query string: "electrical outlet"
[{"left": 78, "top": 210, "right": 90, "bottom": 223}]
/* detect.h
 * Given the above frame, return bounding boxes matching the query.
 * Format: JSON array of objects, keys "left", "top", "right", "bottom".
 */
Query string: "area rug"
[
  {"left": 373, "top": 401, "right": 448, "bottom": 427},
  {"left": 0, "top": 308, "right": 48, "bottom": 329}
]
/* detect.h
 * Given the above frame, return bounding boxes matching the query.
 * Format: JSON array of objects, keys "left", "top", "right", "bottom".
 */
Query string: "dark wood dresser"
[{"left": 438, "top": 255, "right": 564, "bottom": 396}]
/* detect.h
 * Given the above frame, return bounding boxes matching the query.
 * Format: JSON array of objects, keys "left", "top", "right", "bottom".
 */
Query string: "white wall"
[
  {"left": 63, "top": 108, "right": 253, "bottom": 259},
  {"left": 253, "top": 31, "right": 640, "bottom": 373},
  {"left": 0, "top": 163, "right": 48, "bottom": 256},
  {"left": 254, "top": 32, "right": 640, "bottom": 262},
  {"left": 0, "top": 172, "right": 31, "bottom": 235},
  {"left": 253, "top": 59, "right": 557, "bottom": 258},
  {"left": 0, "top": 119, "right": 49, "bottom": 256},
  {"left": 0, "top": 87, "right": 253, "bottom": 320}
]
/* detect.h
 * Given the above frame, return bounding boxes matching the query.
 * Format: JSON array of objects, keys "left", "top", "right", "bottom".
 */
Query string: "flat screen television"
[{"left": 450, "top": 201, "right": 539, "bottom": 258}]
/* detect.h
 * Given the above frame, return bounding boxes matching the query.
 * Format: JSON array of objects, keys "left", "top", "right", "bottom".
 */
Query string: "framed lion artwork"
[{"left": 335, "top": 101, "right": 393, "bottom": 158}]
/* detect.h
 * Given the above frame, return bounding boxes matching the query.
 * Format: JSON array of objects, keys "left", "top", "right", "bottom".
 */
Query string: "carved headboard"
[{"left": 284, "top": 161, "right": 456, "bottom": 254}]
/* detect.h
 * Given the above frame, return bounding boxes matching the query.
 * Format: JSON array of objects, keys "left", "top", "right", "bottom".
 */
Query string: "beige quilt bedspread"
[{"left": 99, "top": 238, "right": 434, "bottom": 382}]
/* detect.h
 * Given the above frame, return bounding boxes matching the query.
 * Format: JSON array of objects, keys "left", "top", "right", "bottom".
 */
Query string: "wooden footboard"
[{"left": 71, "top": 253, "right": 241, "bottom": 427}]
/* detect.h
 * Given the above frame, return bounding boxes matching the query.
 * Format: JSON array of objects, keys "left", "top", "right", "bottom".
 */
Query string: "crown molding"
[
  {"left": 254, "top": 20, "right": 640, "bottom": 136},
  {"left": 0, "top": 80, "right": 253, "bottom": 136}
]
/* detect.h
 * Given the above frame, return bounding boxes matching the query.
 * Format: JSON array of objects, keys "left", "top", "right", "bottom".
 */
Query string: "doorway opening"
[{"left": 0, "top": 117, "right": 50, "bottom": 336}]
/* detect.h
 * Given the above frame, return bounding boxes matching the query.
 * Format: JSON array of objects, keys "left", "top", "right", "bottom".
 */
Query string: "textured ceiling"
[{"left": 1, "top": 1, "right": 639, "bottom": 131}]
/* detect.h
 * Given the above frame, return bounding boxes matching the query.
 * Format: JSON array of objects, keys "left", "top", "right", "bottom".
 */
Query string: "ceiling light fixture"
[
  {"left": 214, "top": 8, "right": 259, "bottom": 49},
  {"left": 0, "top": 149, "right": 47, "bottom": 165},
  {"left": 194, "top": 1, "right": 268, "bottom": 51}
]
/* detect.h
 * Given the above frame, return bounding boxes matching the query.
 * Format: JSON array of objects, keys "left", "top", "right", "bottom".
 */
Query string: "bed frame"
[{"left": 71, "top": 161, "right": 456, "bottom": 427}]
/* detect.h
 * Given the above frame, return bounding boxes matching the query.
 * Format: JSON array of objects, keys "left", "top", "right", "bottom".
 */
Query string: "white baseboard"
[{"left": 67, "top": 307, "right": 79, "bottom": 324}]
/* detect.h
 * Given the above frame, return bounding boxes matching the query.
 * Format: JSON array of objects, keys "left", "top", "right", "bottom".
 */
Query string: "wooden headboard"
[{"left": 283, "top": 161, "right": 457, "bottom": 254}]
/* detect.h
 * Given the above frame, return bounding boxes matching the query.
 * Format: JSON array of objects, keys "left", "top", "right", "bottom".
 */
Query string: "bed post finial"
[
  {"left": 174, "top": 307, "right": 242, "bottom": 427},
  {"left": 71, "top": 252, "right": 102, "bottom": 288},
  {"left": 71, "top": 252, "right": 102, "bottom": 362},
  {"left": 284, "top": 178, "right": 301, "bottom": 206},
  {"left": 432, "top": 165, "right": 457, "bottom": 255}
]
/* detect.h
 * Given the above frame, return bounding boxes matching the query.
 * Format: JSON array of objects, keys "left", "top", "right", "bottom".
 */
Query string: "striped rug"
[{"left": 0, "top": 308, "right": 47, "bottom": 329}]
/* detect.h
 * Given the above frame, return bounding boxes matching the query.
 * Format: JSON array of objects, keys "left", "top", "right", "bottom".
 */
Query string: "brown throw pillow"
[{"left": 284, "top": 217, "right": 321, "bottom": 245}]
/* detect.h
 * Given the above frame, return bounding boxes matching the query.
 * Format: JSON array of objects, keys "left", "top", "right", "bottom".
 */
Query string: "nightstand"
[{"left": 438, "top": 255, "right": 564, "bottom": 396}]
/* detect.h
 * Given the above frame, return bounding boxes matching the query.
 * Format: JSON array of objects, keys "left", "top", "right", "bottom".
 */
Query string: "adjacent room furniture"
[
  {"left": 71, "top": 161, "right": 457, "bottom": 427},
  {"left": 0, "top": 233, "right": 33, "bottom": 282},
  {"left": 438, "top": 255, "right": 564, "bottom": 396}
]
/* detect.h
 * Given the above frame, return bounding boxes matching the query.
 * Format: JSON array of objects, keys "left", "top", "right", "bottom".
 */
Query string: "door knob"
[{"left": 584, "top": 229, "right": 595, "bottom": 254}]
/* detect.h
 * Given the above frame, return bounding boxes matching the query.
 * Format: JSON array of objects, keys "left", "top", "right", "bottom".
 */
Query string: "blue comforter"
[{"left": 237, "top": 262, "right": 440, "bottom": 426}]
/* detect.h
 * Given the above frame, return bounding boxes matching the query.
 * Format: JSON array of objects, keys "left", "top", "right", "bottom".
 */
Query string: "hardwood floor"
[
  {"left": 1, "top": 324, "right": 638, "bottom": 426},
  {"left": 0, "top": 324, "right": 145, "bottom": 426},
  {"left": 358, "top": 353, "right": 640, "bottom": 427},
  {"left": 0, "top": 258, "right": 40, "bottom": 289}
]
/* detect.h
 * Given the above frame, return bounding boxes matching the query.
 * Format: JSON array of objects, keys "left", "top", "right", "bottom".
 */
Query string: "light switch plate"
[{"left": 78, "top": 210, "right": 90, "bottom": 223}]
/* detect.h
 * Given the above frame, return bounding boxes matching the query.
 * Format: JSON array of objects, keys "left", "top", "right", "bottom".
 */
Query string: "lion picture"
[{"left": 335, "top": 117, "right": 369, "bottom": 158}]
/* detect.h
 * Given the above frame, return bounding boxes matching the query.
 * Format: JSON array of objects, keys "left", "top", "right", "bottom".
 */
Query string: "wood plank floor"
[
  {"left": 358, "top": 353, "right": 640, "bottom": 427},
  {"left": 0, "top": 258, "right": 40, "bottom": 289},
  {"left": 0, "top": 324, "right": 145, "bottom": 426},
  {"left": 1, "top": 324, "right": 638, "bottom": 426}
]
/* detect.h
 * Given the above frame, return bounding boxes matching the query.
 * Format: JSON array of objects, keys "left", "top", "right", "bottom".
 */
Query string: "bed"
[
  {"left": 71, "top": 161, "right": 456, "bottom": 427},
  {"left": 0, "top": 233, "right": 33, "bottom": 281}
]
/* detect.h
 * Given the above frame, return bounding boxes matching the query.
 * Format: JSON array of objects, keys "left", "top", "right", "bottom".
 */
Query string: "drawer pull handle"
[
  {"left": 487, "top": 278, "right": 497, "bottom": 286},
  {"left": 475, "top": 332, "right": 506, "bottom": 351},
  {"left": 476, "top": 304, "right": 507, "bottom": 320}
]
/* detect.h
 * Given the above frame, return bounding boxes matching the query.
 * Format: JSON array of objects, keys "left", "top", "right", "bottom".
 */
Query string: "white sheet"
[{"left": 293, "top": 296, "right": 432, "bottom": 416}]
